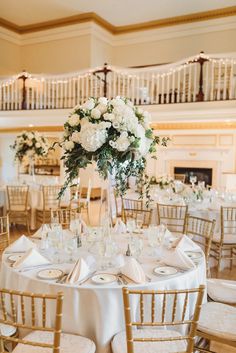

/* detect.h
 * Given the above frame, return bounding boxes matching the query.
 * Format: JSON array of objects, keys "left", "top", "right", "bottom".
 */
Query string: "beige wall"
[
  {"left": 0, "top": 38, "right": 21, "bottom": 75},
  {"left": 90, "top": 36, "right": 113, "bottom": 67},
  {"left": 21, "top": 35, "right": 91, "bottom": 73},
  {"left": 113, "top": 28, "right": 236, "bottom": 66},
  {"left": 0, "top": 22, "right": 235, "bottom": 73}
]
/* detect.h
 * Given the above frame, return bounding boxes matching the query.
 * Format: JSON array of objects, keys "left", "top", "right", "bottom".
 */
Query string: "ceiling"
[{"left": 1, "top": 0, "right": 236, "bottom": 27}]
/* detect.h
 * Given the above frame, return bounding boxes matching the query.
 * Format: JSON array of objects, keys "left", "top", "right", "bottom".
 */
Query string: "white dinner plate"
[
  {"left": 7, "top": 254, "right": 23, "bottom": 263},
  {"left": 153, "top": 266, "right": 178, "bottom": 276},
  {"left": 91, "top": 274, "right": 117, "bottom": 285},
  {"left": 37, "top": 269, "right": 63, "bottom": 280},
  {"left": 185, "top": 251, "right": 202, "bottom": 260}
]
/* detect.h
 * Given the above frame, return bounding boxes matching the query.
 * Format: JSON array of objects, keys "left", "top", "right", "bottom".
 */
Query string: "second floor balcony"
[{"left": 0, "top": 52, "right": 236, "bottom": 111}]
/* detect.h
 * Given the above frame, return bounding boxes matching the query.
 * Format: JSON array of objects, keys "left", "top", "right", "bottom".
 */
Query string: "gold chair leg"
[
  {"left": 230, "top": 248, "right": 233, "bottom": 270},
  {"left": 217, "top": 248, "right": 222, "bottom": 274}
]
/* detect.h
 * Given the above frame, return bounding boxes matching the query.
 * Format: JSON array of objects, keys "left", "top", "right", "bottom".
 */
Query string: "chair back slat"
[
  {"left": 0, "top": 215, "right": 10, "bottom": 251},
  {"left": 7, "top": 186, "right": 29, "bottom": 210},
  {"left": 122, "top": 208, "right": 152, "bottom": 228},
  {"left": 42, "top": 185, "right": 62, "bottom": 210},
  {"left": 0, "top": 289, "right": 64, "bottom": 353},
  {"left": 122, "top": 286, "right": 205, "bottom": 353},
  {"left": 157, "top": 203, "right": 188, "bottom": 234},
  {"left": 186, "top": 215, "right": 215, "bottom": 267},
  {"left": 50, "top": 208, "right": 80, "bottom": 229},
  {"left": 221, "top": 206, "right": 236, "bottom": 240}
]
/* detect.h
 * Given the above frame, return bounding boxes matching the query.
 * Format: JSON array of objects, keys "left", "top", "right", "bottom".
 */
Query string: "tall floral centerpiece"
[
  {"left": 11, "top": 131, "right": 49, "bottom": 180},
  {"left": 59, "top": 96, "right": 168, "bottom": 203}
]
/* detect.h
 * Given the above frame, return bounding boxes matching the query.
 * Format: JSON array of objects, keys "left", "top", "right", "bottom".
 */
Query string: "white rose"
[
  {"left": 82, "top": 99, "right": 95, "bottom": 110},
  {"left": 97, "top": 103, "right": 107, "bottom": 114},
  {"left": 68, "top": 114, "right": 80, "bottom": 127},
  {"left": 71, "top": 131, "right": 80, "bottom": 143},
  {"left": 64, "top": 140, "right": 75, "bottom": 151},
  {"left": 98, "top": 97, "right": 108, "bottom": 105},
  {"left": 114, "top": 133, "right": 130, "bottom": 152},
  {"left": 27, "top": 132, "right": 34, "bottom": 139},
  {"left": 113, "top": 122, "right": 120, "bottom": 130},
  {"left": 111, "top": 97, "right": 125, "bottom": 107},
  {"left": 35, "top": 142, "right": 41, "bottom": 148},
  {"left": 91, "top": 108, "right": 101, "bottom": 120},
  {"left": 28, "top": 141, "right": 33, "bottom": 147}
]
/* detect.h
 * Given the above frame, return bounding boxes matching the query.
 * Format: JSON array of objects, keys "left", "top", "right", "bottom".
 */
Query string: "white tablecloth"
[{"left": 0, "top": 235, "right": 206, "bottom": 353}]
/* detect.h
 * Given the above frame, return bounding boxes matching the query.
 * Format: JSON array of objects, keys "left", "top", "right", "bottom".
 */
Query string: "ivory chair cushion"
[
  {"left": 12, "top": 331, "right": 96, "bottom": 353},
  {"left": 0, "top": 309, "right": 17, "bottom": 337},
  {"left": 213, "top": 234, "right": 236, "bottom": 244},
  {"left": 112, "top": 328, "right": 187, "bottom": 353},
  {"left": 197, "top": 302, "right": 236, "bottom": 341},
  {"left": 207, "top": 278, "right": 236, "bottom": 304}
]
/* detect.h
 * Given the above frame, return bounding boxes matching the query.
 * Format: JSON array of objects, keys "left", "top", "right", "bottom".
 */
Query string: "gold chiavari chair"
[
  {"left": 195, "top": 301, "right": 236, "bottom": 352},
  {"left": 7, "top": 185, "right": 30, "bottom": 234},
  {"left": 0, "top": 288, "right": 96, "bottom": 353},
  {"left": 122, "top": 198, "right": 143, "bottom": 221},
  {"left": 157, "top": 203, "right": 188, "bottom": 234},
  {"left": 186, "top": 215, "right": 215, "bottom": 273},
  {"left": 0, "top": 215, "right": 10, "bottom": 252},
  {"left": 211, "top": 206, "right": 236, "bottom": 272},
  {"left": 50, "top": 208, "right": 80, "bottom": 229},
  {"left": 36, "top": 185, "right": 62, "bottom": 227},
  {"left": 122, "top": 208, "right": 152, "bottom": 228},
  {"left": 112, "top": 286, "right": 205, "bottom": 353}
]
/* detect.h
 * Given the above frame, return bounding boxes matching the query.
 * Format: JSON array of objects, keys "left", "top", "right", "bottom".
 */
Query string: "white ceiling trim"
[
  {"left": 0, "top": 26, "right": 21, "bottom": 45},
  {"left": 0, "top": 15, "right": 236, "bottom": 48}
]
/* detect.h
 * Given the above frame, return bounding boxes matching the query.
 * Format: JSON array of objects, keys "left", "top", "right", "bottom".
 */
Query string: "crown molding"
[
  {"left": 1, "top": 15, "right": 235, "bottom": 48},
  {"left": 1, "top": 6, "right": 236, "bottom": 36}
]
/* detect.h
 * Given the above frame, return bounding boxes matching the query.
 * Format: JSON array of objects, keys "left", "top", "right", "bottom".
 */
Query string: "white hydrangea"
[
  {"left": 64, "top": 140, "right": 75, "bottom": 151},
  {"left": 78, "top": 121, "right": 108, "bottom": 152},
  {"left": 82, "top": 98, "right": 95, "bottom": 110},
  {"left": 35, "top": 142, "right": 41, "bottom": 148},
  {"left": 91, "top": 108, "right": 101, "bottom": 120},
  {"left": 110, "top": 96, "right": 125, "bottom": 107},
  {"left": 68, "top": 114, "right": 80, "bottom": 127}
]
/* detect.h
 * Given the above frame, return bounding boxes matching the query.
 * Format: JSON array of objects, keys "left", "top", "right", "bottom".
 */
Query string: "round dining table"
[{"left": 0, "top": 233, "right": 206, "bottom": 353}]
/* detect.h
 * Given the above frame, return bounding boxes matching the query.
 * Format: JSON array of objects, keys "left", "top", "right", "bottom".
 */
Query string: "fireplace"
[{"left": 174, "top": 167, "right": 213, "bottom": 185}]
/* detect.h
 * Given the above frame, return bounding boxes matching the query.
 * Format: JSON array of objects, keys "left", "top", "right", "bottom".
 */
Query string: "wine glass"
[
  {"left": 126, "top": 218, "right": 136, "bottom": 234},
  {"left": 136, "top": 213, "right": 144, "bottom": 232},
  {"left": 65, "top": 238, "right": 77, "bottom": 263},
  {"left": 130, "top": 237, "right": 143, "bottom": 261}
]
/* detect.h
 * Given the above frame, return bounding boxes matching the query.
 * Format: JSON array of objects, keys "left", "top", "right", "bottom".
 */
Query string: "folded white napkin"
[
  {"left": 113, "top": 219, "right": 127, "bottom": 234},
  {"left": 121, "top": 257, "right": 146, "bottom": 284},
  {"left": 6, "top": 235, "right": 36, "bottom": 253},
  {"left": 161, "top": 234, "right": 200, "bottom": 270},
  {"left": 66, "top": 258, "right": 90, "bottom": 284},
  {"left": 13, "top": 248, "right": 50, "bottom": 269},
  {"left": 161, "top": 246, "right": 196, "bottom": 270},
  {"left": 171, "top": 234, "right": 200, "bottom": 252}
]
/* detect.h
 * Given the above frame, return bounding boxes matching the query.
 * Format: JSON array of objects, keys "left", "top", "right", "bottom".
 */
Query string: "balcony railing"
[{"left": 0, "top": 52, "right": 236, "bottom": 110}]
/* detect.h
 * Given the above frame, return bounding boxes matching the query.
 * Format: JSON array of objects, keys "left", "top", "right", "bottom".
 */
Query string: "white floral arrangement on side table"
[
  {"left": 58, "top": 96, "right": 169, "bottom": 201},
  {"left": 11, "top": 131, "right": 49, "bottom": 161},
  {"left": 156, "top": 175, "right": 174, "bottom": 190}
]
